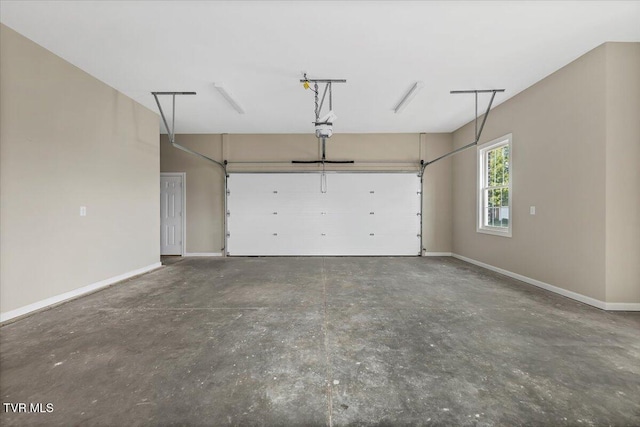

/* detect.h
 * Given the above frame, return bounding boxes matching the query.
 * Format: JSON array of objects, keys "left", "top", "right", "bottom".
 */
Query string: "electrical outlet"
[{"left": 530, "top": 206, "right": 536, "bottom": 215}]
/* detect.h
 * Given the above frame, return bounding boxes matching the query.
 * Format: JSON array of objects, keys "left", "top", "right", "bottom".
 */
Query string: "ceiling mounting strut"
[
  {"left": 152, "top": 92, "right": 226, "bottom": 172},
  {"left": 421, "top": 89, "right": 504, "bottom": 174}
]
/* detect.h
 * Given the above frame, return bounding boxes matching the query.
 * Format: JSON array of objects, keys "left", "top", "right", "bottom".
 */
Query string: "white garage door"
[{"left": 226, "top": 173, "right": 421, "bottom": 256}]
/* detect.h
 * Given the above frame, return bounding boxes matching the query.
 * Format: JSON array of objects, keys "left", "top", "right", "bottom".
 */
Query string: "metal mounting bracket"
[
  {"left": 152, "top": 91, "right": 226, "bottom": 172},
  {"left": 421, "top": 89, "right": 505, "bottom": 174},
  {"left": 300, "top": 76, "right": 347, "bottom": 119}
]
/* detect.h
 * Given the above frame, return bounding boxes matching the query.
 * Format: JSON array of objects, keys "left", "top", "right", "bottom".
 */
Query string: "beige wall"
[
  {"left": 160, "top": 133, "right": 453, "bottom": 254},
  {"left": 160, "top": 134, "right": 226, "bottom": 253},
  {"left": 422, "top": 133, "right": 453, "bottom": 254},
  {"left": 605, "top": 43, "right": 640, "bottom": 304},
  {"left": 0, "top": 25, "right": 160, "bottom": 314},
  {"left": 452, "top": 42, "right": 640, "bottom": 304}
]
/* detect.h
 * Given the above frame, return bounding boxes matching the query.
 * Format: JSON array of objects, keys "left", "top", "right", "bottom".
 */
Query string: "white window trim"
[{"left": 477, "top": 134, "right": 512, "bottom": 237}]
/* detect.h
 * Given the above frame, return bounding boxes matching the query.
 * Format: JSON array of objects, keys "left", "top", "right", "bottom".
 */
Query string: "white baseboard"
[
  {"left": 0, "top": 262, "right": 162, "bottom": 323},
  {"left": 184, "top": 252, "right": 223, "bottom": 257},
  {"left": 424, "top": 252, "right": 453, "bottom": 256},
  {"left": 604, "top": 302, "right": 640, "bottom": 311},
  {"left": 451, "top": 254, "right": 639, "bottom": 312}
]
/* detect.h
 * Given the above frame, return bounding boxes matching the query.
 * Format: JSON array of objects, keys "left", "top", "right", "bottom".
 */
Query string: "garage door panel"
[
  {"left": 372, "top": 193, "right": 420, "bottom": 212},
  {"left": 229, "top": 213, "right": 323, "bottom": 236},
  {"left": 277, "top": 196, "right": 324, "bottom": 213},
  {"left": 229, "top": 173, "right": 318, "bottom": 192},
  {"left": 323, "top": 193, "right": 372, "bottom": 214},
  {"left": 230, "top": 198, "right": 326, "bottom": 216},
  {"left": 372, "top": 213, "right": 421, "bottom": 234},
  {"left": 227, "top": 173, "right": 421, "bottom": 256}
]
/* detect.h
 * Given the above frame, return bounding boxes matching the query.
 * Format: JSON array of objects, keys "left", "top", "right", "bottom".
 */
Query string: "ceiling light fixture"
[
  {"left": 394, "top": 81, "right": 424, "bottom": 114},
  {"left": 214, "top": 83, "right": 245, "bottom": 114}
]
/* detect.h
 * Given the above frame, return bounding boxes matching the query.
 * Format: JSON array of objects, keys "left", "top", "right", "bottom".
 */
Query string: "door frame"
[{"left": 160, "top": 172, "right": 186, "bottom": 256}]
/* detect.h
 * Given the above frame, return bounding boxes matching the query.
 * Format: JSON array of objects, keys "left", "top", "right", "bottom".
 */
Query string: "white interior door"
[
  {"left": 160, "top": 174, "right": 184, "bottom": 255},
  {"left": 227, "top": 173, "right": 421, "bottom": 256}
]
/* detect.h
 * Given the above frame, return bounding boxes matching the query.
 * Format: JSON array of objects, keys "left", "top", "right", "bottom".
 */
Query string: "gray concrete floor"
[{"left": 1, "top": 257, "right": 639, "bottom": 426}]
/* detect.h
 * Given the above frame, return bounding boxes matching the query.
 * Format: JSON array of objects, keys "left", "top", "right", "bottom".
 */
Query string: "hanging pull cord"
[
  {"left": 321, "top": 164, "right": 327, "bottom": 194},
  {"left": 314, "top": 83, "right": 320, "bottom": 122},
  {"left": 321, "top": 137, "right": 327, "bottom": 193},
  {"left": 322, "top": 137, "right": 326, "bottom": 161}
]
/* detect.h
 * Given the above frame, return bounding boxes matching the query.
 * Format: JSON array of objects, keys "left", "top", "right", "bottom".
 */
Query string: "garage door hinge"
[
  {"left": 416, "top": 212, "right": 421, "bottom": 216},
  {"left": 417, "top": 234, "right": 421, "bottom": 237},
  {"left": 227, "top": 232, "right": 230, "bottom": 237},
  {"left": 227, "top": 189, "right": 231, "bottom": 195},
  {"left": 417, "top": 191, "right": 421, "bottom": 195},
  {"left": 227, "top": 211, "right": 230, "bottom": 217}
]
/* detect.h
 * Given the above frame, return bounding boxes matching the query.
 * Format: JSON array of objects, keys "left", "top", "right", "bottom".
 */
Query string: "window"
[{"left": 478, "top": 134, "right": 512, "bottom": 237}]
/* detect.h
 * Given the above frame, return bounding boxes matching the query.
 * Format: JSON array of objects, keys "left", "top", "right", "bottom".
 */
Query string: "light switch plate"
[
  {"left": 80, "top": 206, "right": 87, "bottom": 216},
  {"left": 530, "top": 206, "right": 536, "bottom": 215}
]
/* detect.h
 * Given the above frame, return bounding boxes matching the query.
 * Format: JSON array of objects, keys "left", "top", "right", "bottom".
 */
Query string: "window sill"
[{"left": 477, "top": 227, "right": 512, "bottom": 238}]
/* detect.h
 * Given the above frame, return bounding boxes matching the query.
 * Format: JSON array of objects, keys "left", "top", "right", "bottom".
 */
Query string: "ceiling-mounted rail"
[
  {"left": 151, "top": 91, "right": 226, "bottom": 173},
  {"left": 299, "top": 79, "right": 348, "bottom": 83},
  {"left": 421, "top": 89, "right": 504, "bottom": 174}
]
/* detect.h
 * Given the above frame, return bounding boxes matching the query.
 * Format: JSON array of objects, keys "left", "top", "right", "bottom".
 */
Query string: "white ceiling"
[{"left": 1, "top": 1, "right": 639, "bottom": 134}]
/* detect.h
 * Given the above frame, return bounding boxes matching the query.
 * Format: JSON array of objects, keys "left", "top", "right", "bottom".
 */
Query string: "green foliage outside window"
[{"left": 486, "top": 145, "right": 510, "bottom": 227}]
